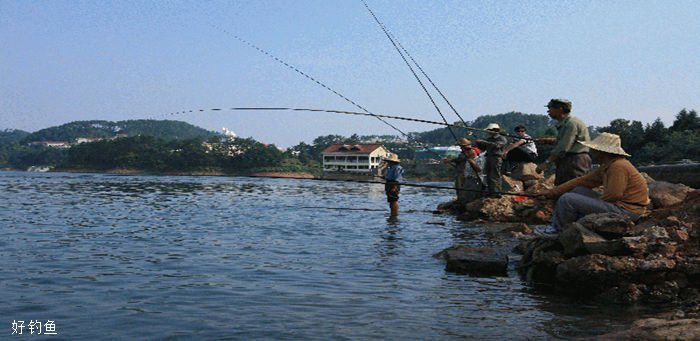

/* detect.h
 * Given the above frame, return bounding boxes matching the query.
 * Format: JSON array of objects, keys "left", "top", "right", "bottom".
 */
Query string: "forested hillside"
[{"left": 22, "top": 120, "right": 217, "bottom": 143}]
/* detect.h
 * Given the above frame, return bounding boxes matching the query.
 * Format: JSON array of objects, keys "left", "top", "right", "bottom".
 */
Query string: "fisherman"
[
  {"left": 503, "top": 125, "right": 538, "bottom": 175},
  {"left": 472, "top": 123, "right": 508, "bottom": 198},
  {"left": 535, "top": 133, "right": 650, "bottom": 235},
  {"left": 382, "top": 154, "right": 404, "bottom": 217},
  {"left": 443, "top": 138, "right": 481, "bottom": 204},
  {"left": 444, "top": 138, "right": 472, "bottom": 203},
  {"left": 462, "top": 143, "right": 484, "bottom": 205},
  {"left": 536, "top": 99, "right": 592, "bottom": 185}
]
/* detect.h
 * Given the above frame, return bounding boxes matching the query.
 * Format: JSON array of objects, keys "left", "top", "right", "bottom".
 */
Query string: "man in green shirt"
[{"left": 536, "top": 98, "right": 592, "bottom": 185}]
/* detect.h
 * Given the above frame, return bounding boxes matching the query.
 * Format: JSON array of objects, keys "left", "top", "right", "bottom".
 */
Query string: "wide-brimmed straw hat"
[
  {"left": 456, "top": 138, "right": 471, "bottom": 147},
  {"left": 383, "top": 153, "right": 401, "bottom": 163},
  {"left": 578, "top": 132, "right": 630, "bottom": 157},
  {"left": 485, "top": 123, "right": 502, "bottom": 132}
]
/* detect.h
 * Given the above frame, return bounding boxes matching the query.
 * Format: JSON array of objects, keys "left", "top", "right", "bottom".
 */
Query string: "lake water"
[{"left": 0, "top": 171, "right": 663, "bottom": 339}]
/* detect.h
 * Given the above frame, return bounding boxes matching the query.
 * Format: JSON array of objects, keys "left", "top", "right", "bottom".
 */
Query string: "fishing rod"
[
  {"left": 361, "top": 0, "right": 471, "bottom": 130},
  {"left": 206, "top": 26, "right": 464, "bottom": 161},
  {"left": 162, "top": 106, "right": 537, "bottom": 141},
  {"left": 361, "top": 0, "right": 460, "bottom": 143},
  {"left": 361, "top": 0, "right": 490, "bottom": 189},
  {"left": 238, "top": 174, "right": 538, "bottom": 198}
]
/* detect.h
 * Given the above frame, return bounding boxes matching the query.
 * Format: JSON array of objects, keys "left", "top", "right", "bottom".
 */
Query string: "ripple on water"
[{"left": 0, "top": 171, "right": 653, "bottom": 339}]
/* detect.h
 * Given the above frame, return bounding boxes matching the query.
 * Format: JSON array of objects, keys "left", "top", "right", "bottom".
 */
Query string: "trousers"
[{"left": 552, "top": 186, "right": 640, "bottom": 230}]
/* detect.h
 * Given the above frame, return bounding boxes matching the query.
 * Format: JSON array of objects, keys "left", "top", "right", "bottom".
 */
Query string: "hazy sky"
[{"left": 2, "top": 0, "right": 699, "bottom": 147}]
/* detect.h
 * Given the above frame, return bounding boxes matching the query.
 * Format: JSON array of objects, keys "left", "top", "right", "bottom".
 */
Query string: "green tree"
[{"left": 670, "top": 109, "right": 700, "bottom": 133}]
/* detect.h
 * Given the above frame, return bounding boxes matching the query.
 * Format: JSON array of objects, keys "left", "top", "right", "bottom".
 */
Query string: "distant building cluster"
[{"left": 29, "top": 134, "right": 129, "bottom": 148}]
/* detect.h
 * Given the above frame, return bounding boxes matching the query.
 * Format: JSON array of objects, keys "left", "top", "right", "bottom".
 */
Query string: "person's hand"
[{"left": 536, "top": 162, "right": 548, "bottom": 174}]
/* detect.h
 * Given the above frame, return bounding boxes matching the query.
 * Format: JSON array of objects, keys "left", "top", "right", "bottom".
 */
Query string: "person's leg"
[
  {"left": 491, "top": 157, "right": 503, "bottom": 194},
  {"left": 555, "top": 154, "right": 590, "bottom": 185},
  {"left": 390, "top": 201, "right": 399, "bottom": 217},
  {"left": 569, "top": 186, "right": 600, "bottom": 198},
  {"left": 552, "top": 192, "right": 629, "bottom": 229},
  {"left": 485, "top": 158, "right": 502, "bottom": 195}
]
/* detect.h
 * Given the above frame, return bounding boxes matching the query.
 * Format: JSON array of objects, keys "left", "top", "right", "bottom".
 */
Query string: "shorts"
[{"left": 385, "top": 181, "right": 400, "bottom": 202}]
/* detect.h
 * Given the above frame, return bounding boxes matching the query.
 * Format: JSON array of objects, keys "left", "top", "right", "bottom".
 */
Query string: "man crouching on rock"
[{"left": 536, "top": 132, "right": 650, "bottom": 233}]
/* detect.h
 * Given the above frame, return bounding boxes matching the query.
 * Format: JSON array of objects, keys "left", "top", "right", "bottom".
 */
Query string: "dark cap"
[
  {"left": 545, "top": 98, "right": 572, "bottom": 111},
  {"left": 514, "top": 125, "right": 526, "bottom": 132}
]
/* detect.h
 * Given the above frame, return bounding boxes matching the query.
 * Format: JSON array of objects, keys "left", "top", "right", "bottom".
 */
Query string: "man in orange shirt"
[{"left": 537, "top": 132, "right": 650, "bottom": 233}]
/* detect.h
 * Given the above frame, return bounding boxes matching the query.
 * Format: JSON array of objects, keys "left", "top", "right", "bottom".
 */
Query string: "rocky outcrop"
[
  {"left": 517, "top": 190, "right": 700, "bottom": 305},
  {"left": 596, "top": 318, "right": 700, "bottom": 340}
]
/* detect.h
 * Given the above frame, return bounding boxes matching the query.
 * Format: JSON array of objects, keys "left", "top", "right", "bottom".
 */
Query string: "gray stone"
[
  {"left": 648, "top": 180, "right": 693, "bottom": 209},
  {"left": 439, "top": 245, "right": 508, "bottom": 276},
  {"left": 558, "top": 223, "right": 607, "bottom": 257},
  {"left": 577, "top": 212, "right": 636, "bottom": 237}
]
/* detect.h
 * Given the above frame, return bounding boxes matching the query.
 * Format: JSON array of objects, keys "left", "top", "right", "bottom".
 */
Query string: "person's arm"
[
  {"left": 504, "top": 140, "right": 526, "bottom": 154},
  {"left": 467, "top": 158, "right": 481, "bottom": 173},
  {"left": 550, "top": 168, "right": 603, "bottom": 197}
]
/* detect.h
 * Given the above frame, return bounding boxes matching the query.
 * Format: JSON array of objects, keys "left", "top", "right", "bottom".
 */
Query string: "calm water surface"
[{"left": 0, "top": 171, "right": 661, "bottom": 339}]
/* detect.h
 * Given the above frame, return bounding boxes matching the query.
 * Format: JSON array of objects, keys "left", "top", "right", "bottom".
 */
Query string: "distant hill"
[
  {"left": 0, "top": 129, "right": 31, "bottom": 145},
  {"left": 22, "top": 120, "right": 218, "bottom": 143}
]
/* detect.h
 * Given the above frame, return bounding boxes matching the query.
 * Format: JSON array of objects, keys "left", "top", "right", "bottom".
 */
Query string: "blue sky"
[{"left": 2, "top": 0, "right": 699, "bottom": 147}]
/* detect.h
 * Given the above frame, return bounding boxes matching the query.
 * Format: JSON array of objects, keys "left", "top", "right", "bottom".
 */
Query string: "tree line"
[{"left": 1, "top": 109, "right": 698, "bottom": 175}]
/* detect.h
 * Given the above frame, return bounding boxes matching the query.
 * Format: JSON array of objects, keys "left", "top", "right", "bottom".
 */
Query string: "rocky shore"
[{"left": 435, "top": 162, "right": 700, "bottom": 339}]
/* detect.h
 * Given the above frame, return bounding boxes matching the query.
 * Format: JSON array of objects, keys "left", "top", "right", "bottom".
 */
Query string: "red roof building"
[{"left": 321, "top": 144, "right": 392, "bottom": 174}]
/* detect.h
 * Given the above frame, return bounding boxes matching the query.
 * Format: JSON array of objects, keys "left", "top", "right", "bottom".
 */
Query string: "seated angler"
[
  {"left": 536, "top": 133, "right": 650, "bottom": 234},
  {"left": 503, "top": 125, "right": 538, "bottom": 175}
]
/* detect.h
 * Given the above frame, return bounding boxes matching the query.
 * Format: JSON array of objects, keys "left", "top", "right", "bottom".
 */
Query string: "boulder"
[
  {"left": 556, "top": 254, "right": 636, "bottom": 289},
  {"left": 632, "top": 318, "right": 700, "bottom": 340},
  {"left": 577, "top": 213, "right": 636, "bottom": 237},
  {"left": 501, "top": 175, "right": 524, "bottom": 194},
  {"left": 510, "top": 162, "right": 543, "bottom": 182},
  {"left": 436, "top": 245, "right": 508, "bottom": 276},
  {"left": 558, "top": 223, "right": 608, "bottom": 257},
  {"left": 648, "top": 180, "right": 694, "bottom": 209}
]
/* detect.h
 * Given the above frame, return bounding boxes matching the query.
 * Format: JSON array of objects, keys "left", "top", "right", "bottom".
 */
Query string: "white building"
[{"left": 321, "top": 144, "right": 392, "bottom": 174}]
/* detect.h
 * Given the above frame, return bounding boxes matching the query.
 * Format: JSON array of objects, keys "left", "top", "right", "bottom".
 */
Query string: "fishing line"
[
  {"left": 161, "top": 106, "right": 535, "bottom": 141},
  {"left": 361, "top": 0, "right": 460, "bottom": 142},
  {"left": 203, "top": 25, "right": 457, "bottom": 160},
  {"left": 237, "top": 173, "right": 538, "bottom": 198},
  {"left": 361, "top": 0, "right": 487, "bottom": 187},
  {"left": 361, "top": 0, "right": 470, "bottom": 130},
  {"left": 208, "top": 24, "right": 409, "bottom": 138}
]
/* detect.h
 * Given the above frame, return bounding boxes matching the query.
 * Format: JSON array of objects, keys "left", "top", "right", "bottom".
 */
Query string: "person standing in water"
[{"left": 382, "top": 154, "right": 403, "bottom": 217}]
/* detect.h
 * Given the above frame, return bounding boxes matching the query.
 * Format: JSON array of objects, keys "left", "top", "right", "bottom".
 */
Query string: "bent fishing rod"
[
  {"left": 162, "top": 106, "right": 537, "bottom": 142},
  {"left": 206, "top": 24, "right": 448, "bottom": 158}
]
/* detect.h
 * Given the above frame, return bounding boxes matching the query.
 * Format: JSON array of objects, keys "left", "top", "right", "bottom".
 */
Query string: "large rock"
[
  {"left": 648, "top": 180, "right": 694, "bottom": 209},
  {"left": 501, "top": 175, "right": 524, "bottom": 193},
  {"left": 598, "top": 318, "right": 700, "bottom": 340},
  {"left": 558, "top": 223, "right": 609, "bottom": 257},
  {"left": 436, "top": 245, "right": 508, "bottom": 276},
  {"left": 577, "top": 213, "right": 636, "bottom": 238},
  {"left": 556, "top": 254, "right": 637, "bottom": 289}
]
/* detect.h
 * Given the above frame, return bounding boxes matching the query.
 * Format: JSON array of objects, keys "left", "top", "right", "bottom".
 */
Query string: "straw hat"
[
  {"left": 456, "top": 138, "right": 471, "bottom": 147},
  {"left": 485, "top": 123, "right": 502, "bottom": 132},
  {"left": 578, "top": 132, "right": 630, "bottom": 157},
  {"left": 383, "top": 153, "right": 401, "bottom": 163}
]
